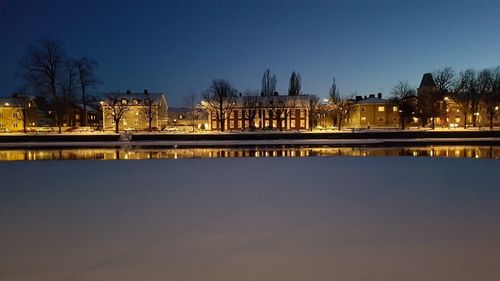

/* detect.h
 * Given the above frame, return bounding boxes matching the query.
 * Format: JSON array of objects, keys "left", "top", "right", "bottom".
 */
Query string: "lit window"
[
  {"left": 455, "top": 117, "right": 460, "bottom": 123},
  {"left": 238, "top": 120, "right": 242, "bottom": 128},
  {"left": 300, "top": 110, "right": 305, "bottom": 118},
  {"left": 75, "top": 114, "right": 80, "bottom": 120},
  {"left": 229, "top": 121, "right": 234, "bottom": 128},
  {"left": 300, "top": 120, "right": 305, "bottom": 127},
  {"left": 291, "top": 120, "right": 296, "bottom": 127},
  {"left": 378, "top": 106, "right": 385, "bottom": 112},
  {"left": 121, "top": 99, "right": 128, "bottom": 105},
  {"left": 393, "top": 106, "right": 398, "bottom": 112},
  {"left": 361, "top": 117, "right": 367, "bottom": 122}
]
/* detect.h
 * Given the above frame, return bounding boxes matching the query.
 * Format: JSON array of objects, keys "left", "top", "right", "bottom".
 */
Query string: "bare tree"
[
  {"left": 336, "top": 97, "right": 353, "bottom": 131},
  {"left": 13, "top": 93, "right": 36, "bottom": 133},
  {"left": 327, "top": 77, "right": 341, "bottom": 129},
  {"left": 288, "top": 71, "right": 301, "bottom": 96},
  {"left": 242, "top": 90, "right": 261, "bottom": 131},
  {"left": 266, "top": 95, "right": 296, "bottom": 131},
  {"left": 182, "top": 93, "right": 199, "bottom": 132},
  {"left": 20, "top": 38, "right": 65, "bottom": 133},
  {"left": 452, "top": 69, "right": 476, "bottom": 129},
  {"left": 75, "top": 57, "right": 100, "bottom": 126},
  {"left": 306, "top": 95, "right": 320, "bottom": 130},
  {"left": 202, "top": 79, "right": 238, "bottom": 132},
  {"left": 261, "top": 69, "right": 277, "bottom": 96},
  {"left": 391, "top": 81, "right": 416, "bottom": 130},
  {"left": 481, "top": 67, "right": 500, "bottom": 129},
  {"left": 140, "top": 93, "right": 159, "bottom": 132},
  {"left": 104, "top": 94, "right": 131, "bottom": 133}
]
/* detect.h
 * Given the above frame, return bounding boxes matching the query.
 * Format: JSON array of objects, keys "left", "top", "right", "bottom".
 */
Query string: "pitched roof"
[{"left": 419, "top": 73, "right": 436, "bottom": 88}]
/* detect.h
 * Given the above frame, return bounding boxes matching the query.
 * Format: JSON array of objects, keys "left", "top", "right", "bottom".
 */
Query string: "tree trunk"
[
  {"left": 431, "top": 117, "right": 435, "bottom": 130},
  {"left": 115, "top": 121, "right": 119, "bottom": 134},
  {"left": 490, "top": 116, "right": 494, "bottom": 130},
  {"left": 463, "top": 112, "right": 467, "bottom": 129},
  {"left": 149, "top": 121, "right": 152, "bottom": 132}
]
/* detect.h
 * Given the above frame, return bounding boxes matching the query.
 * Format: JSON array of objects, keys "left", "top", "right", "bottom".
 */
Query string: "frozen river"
[{"left": 1, "top": 157, "right": 499, "bottom": 281}]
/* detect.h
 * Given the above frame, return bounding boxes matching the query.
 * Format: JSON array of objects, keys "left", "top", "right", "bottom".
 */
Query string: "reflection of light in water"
[{"left": 0, "top": 146, "right": 498, "bottom": 161}]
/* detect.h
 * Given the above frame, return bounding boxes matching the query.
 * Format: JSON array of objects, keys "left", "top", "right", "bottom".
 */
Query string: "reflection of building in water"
[{"left": 0, "top": 146, "right": 498, "bottom": 161}]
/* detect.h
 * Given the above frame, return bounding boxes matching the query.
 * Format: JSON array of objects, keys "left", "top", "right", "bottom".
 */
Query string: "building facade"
[
  {"left": 348, "top": 93, "right": 401, "bottom": 129},
  {"left": 0, "top": 95, "right": 37, "bottom": 132},
  {"left": 206, "top": 94, "right": 311, "bottom": 131},
  {"left": 101, "top": 90, "right": 168, "bottom": 131}
]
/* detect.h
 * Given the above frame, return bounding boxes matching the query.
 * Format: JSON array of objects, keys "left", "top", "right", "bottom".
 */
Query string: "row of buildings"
[{"left": 1, "top": 74, "right": 499, "bottom": 133}]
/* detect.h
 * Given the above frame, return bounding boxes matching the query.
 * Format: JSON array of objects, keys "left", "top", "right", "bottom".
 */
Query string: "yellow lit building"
[
  {"left": 0, "top": 95, "right": 37, "bottom": 133},
  {"left": 348, "top": 93, "right": 400, "bottom": 129},
  {"left": 101, "top": 90, "right": 169, "bottom": 131}
]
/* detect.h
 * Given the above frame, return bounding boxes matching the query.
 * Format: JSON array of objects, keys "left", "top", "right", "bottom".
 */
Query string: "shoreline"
[{"left": 1, "top": 137, "right": 500, "bottom": 149}]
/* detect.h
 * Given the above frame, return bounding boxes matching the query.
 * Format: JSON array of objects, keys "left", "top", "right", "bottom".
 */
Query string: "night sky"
[{"left": 1, "top": 0, "right": 500, "bottom": 106}]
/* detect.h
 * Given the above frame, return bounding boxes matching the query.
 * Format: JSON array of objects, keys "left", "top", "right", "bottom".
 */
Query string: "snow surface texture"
[{"left": 0, "top": 158, "right": 499, "bottom": 281}]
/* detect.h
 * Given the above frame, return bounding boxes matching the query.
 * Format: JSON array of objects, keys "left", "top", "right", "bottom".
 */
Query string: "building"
[
  {"left": 168, "top": 107, "right": 208, "bottom": 130},
  {"left": 205, "top": 94, "right": 311, "bottom": 131},
  {"left": 348, "top": 93, "right": 400, "bottom": 129},
  {"left": 0, "top": 94, "right": 37, "bottom": 132},
  {"left": 101, "top": 90, "right": 168, "bottom": 131}
]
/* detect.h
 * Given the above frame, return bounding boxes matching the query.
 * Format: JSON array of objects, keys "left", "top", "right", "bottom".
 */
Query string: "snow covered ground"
[{"left": 1, "top": 158, "right": 499, "bottom": 281}]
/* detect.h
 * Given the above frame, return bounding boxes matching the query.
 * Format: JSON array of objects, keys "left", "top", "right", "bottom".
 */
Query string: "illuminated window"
[
  {"left": 361, "top": 117, "right": 367, "bottom": 122},
  {"left": 455, "top": 117, "right": 460, "bottom": 123},
  {"left": 229, "top": 121, "right": 234, "bottom": 128},
  {"left": 121, "top": 99, "right": 128, "bottom": 105},
  {"left": 377, "top": 106, "right": 385, "bottom": 112},
  {"left": 291, "top": 120, "right": 296, "bottom": 127},
  {"left": 238, "top": 120, "right": 242, "bottom": 128},
  {"left": 75, "top": 114, "right": 80, "bottom": 120},
  {"left": 393, "top": 106, "right": 398, "bottom": 112},
  {"left": 300, "top": 110, "right": 305, "bottom": 118},
  {"left": 300, "top": 120, "right": 305, "bottom": 127},
  {"left": 272, "top": 120, "right": 277, "bottom": 127}
]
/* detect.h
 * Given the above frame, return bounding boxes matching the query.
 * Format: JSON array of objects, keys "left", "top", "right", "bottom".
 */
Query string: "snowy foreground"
[{"left": 1, "top": 158, "right": 499, "bottom": 281}]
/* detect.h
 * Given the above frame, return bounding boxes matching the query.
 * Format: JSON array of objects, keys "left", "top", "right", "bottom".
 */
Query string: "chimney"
[
  {"left": 377, "top": 93, "right": 382, "bottom": 99},
  {"left": 126, "top": 90, "right": 131, "bottom": 94},
  {"left": 144, "top": 89, "right": 148, "bottom": 94},
  {"left": 369, "top": 94, "right": 375, "bottom": 98}
]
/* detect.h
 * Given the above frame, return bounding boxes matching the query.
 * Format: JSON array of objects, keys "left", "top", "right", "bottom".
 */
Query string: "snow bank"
[{"left": 0, "top": 158, "right": 499, "bottom": 281}]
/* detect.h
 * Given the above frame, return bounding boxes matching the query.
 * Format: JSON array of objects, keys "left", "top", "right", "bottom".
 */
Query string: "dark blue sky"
[{"left": 1, "top": 0, "right": 499, "bottom": 106}]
